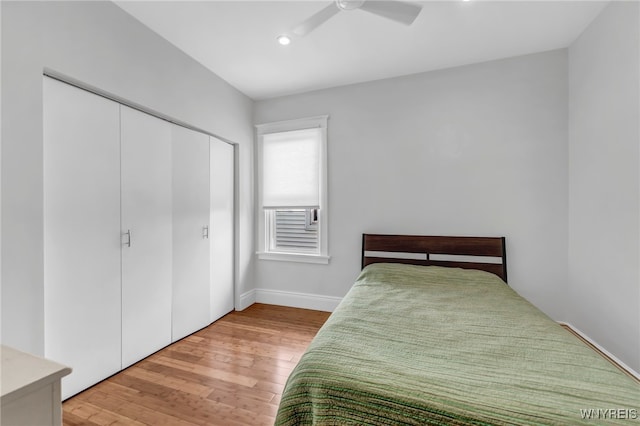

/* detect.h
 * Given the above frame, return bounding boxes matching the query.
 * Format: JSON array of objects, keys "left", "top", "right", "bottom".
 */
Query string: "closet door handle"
[
  {"left": 123, "top": 229, "right": 132, "bottom": 247},
  {"left": 202, "top": 226, "right": 209, "bottom": 239}
]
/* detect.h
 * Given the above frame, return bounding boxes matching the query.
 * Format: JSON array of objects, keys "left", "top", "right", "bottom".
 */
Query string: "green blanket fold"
[{"left": 275, "top": 263, "right": 639, "bottom": 425}]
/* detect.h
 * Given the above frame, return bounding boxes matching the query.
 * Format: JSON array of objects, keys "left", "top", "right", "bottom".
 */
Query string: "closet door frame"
[
  {"left": 210, "top": 137, "right": 235, "bottom": 322},
  {"left": 43, "top": 74, "right": 237, "bottom": 396}
]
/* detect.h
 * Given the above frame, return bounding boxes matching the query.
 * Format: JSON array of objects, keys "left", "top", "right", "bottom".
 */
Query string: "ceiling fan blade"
[
  {"left": 292, "top": 3, "right": 341, "bottom": 37},
  {"left": 359, "top": 0, "right": 423, "bottom": 25}
]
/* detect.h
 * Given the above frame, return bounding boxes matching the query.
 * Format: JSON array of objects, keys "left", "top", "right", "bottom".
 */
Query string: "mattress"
[{"left": 275, "top": 263, "right": 639, "bottom": 425}]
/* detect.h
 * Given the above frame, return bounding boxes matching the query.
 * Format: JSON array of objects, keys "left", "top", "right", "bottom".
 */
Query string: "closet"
[{"left": 43, "top": 77, "right": 234, "bottom": 399}]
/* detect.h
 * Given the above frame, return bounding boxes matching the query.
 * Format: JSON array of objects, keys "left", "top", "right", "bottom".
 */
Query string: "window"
[{"left": 256, "top": 116, "right": 329, "bottom": 263}]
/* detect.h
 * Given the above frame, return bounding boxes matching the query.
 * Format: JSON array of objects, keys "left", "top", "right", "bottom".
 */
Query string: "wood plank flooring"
[{"left": 62, "top": 304, "right": 331, "bottom": 426}]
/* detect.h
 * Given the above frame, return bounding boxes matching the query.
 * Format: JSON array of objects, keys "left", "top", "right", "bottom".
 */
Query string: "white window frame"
[{"left": 255, "top": 116, "right": 329, "bottom": 264}]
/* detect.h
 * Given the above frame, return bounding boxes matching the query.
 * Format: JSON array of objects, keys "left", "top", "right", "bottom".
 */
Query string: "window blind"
[{"left": 262, "top": 128, "right": 321, "bottom": 209}]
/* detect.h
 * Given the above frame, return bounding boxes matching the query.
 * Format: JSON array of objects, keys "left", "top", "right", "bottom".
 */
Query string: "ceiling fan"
[{"left": 291, "top": 0, "right": 423, "bottom": 37}]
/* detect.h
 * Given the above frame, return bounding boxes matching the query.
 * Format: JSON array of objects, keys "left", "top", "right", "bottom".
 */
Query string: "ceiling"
[{"left": 115, "top": 0, "right": 607, "bottom": 100}]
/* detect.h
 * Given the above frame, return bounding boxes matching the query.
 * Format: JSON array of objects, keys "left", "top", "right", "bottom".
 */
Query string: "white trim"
[
  {"left": 255, "top": 115, "right": 329, "bottom": 134},
  {"left": 257, "top": 251, "right": 330, "bottom": 264},
  {"left": 254, "top": 288, "right": 342, "bottom": 312},
  {"left": 237, "top": 289, "right": 256, "bottom": 311},
  {"left": 558, "top": 322, "right": 640, "bottom": 380}
]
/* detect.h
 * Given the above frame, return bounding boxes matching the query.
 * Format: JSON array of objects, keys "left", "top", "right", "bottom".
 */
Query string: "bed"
[{"left": 275, "top": 234, "right": 639, "bottom": 425}]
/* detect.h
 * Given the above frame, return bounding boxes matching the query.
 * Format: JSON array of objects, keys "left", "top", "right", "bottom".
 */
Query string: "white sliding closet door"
[
  {"left": 210, "top": 137, "right": 234, "bottom": 322},
  {"left": 43, "top": 77, "right": 122, "bottom": 399},
  {"left": 172, "top": 125, "right": 211, "bottom": 341},
  {"left": 121, "top": 106, "right": 173, "bottom": 368}
]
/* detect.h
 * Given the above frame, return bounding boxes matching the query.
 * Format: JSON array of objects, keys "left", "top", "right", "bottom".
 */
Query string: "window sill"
[{"left": 257, "top": 252, "right": 330, "bottom": 264}]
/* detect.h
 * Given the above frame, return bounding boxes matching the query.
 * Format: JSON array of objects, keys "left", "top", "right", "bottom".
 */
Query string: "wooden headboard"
[{"left": 362, "top": 234, "right": 508, "bottom": 283}]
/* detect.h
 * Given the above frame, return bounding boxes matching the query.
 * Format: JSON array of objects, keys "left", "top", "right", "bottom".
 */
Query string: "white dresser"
[{"left": 1, "top": 345, "right": 71, "bottom": 426}]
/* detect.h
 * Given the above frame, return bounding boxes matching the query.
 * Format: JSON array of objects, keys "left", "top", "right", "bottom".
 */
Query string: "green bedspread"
[{"left": 275, "top": 264, "right": 639, "bottom": 425}]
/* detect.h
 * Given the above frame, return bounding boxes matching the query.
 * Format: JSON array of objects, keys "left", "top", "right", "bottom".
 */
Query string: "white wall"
[
  {"left": 568, "top": 1, "right": 640, "bottom": 373},
  {"left": 1, "top": 1, "right": 254, "bottom": 355},
  {"left": 254, "top": 50, "right": 569, "bottom": 320},
  {"left": 5, "top": 0, "right": 635, "bottom": 375}
]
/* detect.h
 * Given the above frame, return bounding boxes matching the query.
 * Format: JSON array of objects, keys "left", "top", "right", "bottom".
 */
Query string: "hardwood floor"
[{"left": 62, "top": 304, "right": 331, "bottom": 426}]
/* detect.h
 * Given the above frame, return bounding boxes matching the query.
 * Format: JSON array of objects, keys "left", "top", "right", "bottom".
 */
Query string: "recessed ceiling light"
[{"left": 277, "top": 35, "right": 291, "bottom": 46}]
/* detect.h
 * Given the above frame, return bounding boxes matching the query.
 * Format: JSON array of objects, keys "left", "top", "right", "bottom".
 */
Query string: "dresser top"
[{"left": 1, "top": 345, "right": 72, "bottom": 400}]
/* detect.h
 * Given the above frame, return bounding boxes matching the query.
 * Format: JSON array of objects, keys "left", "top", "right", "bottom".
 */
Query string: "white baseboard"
[
  {"left": 237, "top": 288, "right": 342, "bottom": 312},
  {"left": 237, "top": 289, "right": 256, "bottom": 311},
  {"left": 558, "top": 321, "right": 640, "bottom": 381},
  {"left": 247, "top": 288, "right": 342, "bottom": 312}
]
